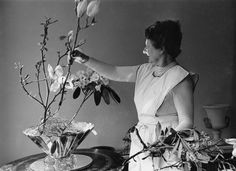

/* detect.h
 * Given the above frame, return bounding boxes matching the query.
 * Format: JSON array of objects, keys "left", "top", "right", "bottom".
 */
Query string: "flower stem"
[
  {"left": 40, "top": 18, "right": 58, "bottom": 124},
  {"left": 73, "top": 17, "right": 81, "bottom": 50},
  {"left": 68, "top": 91, "right": 94, "bottom": 125}
]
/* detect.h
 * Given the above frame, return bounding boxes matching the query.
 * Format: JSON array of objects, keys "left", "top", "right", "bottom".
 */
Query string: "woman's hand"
[{"left": 71, "top": 49, "right": 90, "bottom": 64}]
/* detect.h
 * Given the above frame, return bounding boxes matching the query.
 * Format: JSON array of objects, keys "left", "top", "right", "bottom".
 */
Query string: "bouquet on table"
[{"left": 14, "top": 0, "right": 120, "bottom": 170}]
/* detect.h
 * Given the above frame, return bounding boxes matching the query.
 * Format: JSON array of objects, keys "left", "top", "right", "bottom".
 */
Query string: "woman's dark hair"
[{"left": 145, "top": 20, "right": 182, "bottom": 58}]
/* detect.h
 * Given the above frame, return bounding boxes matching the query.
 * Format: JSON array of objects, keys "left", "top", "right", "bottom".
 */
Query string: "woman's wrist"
[{"left": 80, "top": 54, "right": 90, "bottom": 64}]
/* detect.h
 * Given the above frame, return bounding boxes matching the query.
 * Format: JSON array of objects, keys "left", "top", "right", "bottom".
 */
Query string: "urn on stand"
[{"left": 203, "top": 104, "right": 230, "bottom": 142}]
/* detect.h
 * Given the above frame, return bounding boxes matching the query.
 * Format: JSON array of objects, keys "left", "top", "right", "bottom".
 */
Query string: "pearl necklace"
[{"left": 152, "top": 62, "right": 177, "bottom": 77}]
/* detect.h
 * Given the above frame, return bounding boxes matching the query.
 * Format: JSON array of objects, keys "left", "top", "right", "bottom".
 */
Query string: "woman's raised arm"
[{"left": 72, "top": 50, "right": 140, "bottom": 82}]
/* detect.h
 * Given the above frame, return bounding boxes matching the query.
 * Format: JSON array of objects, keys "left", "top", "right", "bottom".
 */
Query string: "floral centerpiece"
[
  {"left": 14, "top": 0, "right": 120, "bottom": 170},
  {"left": 121, "top": 126, "right": 236, "bottom": 171}
]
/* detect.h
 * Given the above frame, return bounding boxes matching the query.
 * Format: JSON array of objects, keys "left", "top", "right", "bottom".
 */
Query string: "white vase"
[{"left": 203, "top": 104, "right": 230, "bottom": 140}]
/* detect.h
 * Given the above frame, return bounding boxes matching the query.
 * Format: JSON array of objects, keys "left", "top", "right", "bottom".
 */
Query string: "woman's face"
[{"left": 143, "top": 39, "right": 163, "bottom": 63}]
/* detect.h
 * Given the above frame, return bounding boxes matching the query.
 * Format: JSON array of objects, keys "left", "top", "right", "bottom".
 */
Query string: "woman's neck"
[{"left": 154, "top": 55, "right": 174, "bottom": 67}]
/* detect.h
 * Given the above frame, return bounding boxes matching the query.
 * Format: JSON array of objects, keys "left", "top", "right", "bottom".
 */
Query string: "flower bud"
[
  {"left": 86, "top": 0, "right": 100, "bottom": 17},
  {"left": 68, "top": 30, "right": 74, "bottom": 43},
  {"left": 76, "top": 0, "right": 88, "bottom": 18}
]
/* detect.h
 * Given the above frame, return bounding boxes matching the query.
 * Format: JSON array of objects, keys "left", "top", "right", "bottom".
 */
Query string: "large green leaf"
[
  {"left": 164, "top": 129, "right": 177, "bottom": 145},
  {"left": 101, "top": 85, "right": 110, "bottom": 105},
  {"left": 106, "top": 86, "right": 121, "bottom": 103},
  {"left": 51, "top": 141, "right": 57, "bottom": 154},
  {"left": 60, "top": 136, "right": 67, "bottom": 147},
  {"left": 94, "top": 90, "right": 101, "bottom": 106},
  {"left": 178, "top": 130, "right": 191, "bottom": 138},
  {"left": 73, "top": 86, "right": 81, "bottom": 99},
  {"left": 83, "top": 82, "right": 96, "bottom": 94}
]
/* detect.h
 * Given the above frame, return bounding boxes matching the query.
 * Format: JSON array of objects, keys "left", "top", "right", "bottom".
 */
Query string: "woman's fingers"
[{"left": 74, "top": 57, "right": 84, "bottom": 63}]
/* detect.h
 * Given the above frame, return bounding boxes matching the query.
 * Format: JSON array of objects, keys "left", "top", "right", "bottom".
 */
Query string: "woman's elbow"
[{"left": 176, "top": 119, "right": 194, "bottom": 131}]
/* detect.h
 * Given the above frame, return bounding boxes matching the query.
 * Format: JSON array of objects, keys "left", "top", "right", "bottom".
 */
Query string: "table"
[
  {"left": 3, "top": 145, "right": 233, "bottom": 171},
  {"left": 0, "top": 147, "right": 126, "bottom": 171}
]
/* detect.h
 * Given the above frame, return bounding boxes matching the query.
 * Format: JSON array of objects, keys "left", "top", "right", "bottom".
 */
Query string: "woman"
[{"left": 72, "top": 20, "right": 195, "bottom": 171}]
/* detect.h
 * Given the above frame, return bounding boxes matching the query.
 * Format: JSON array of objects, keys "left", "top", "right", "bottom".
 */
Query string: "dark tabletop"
[{"left": 0, "top": 147, "right": 126, "bottom": 171}]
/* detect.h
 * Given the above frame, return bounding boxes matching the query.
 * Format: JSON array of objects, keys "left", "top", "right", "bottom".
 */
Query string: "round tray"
[
  {"left": 29, "top": 154, "right": 92, "bottom": 171},
  {"left": 0, "top": 148, "right": 124, "bottom": 171}
]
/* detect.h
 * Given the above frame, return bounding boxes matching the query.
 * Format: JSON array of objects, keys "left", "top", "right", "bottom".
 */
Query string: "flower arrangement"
[
  {"left": 15, "top": 0, "right": 120, "bottom": 132},
  {"left": 14, "top": 0, "right": 120, "bottom": 169},
  {"left": 122, "top": 127, "right": 236, "bottom": 170}
]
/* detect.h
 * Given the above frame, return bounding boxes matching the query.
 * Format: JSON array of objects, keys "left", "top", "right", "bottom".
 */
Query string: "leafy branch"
[{"left": 122, "top": 128, "right": 236, "bottom": 170}]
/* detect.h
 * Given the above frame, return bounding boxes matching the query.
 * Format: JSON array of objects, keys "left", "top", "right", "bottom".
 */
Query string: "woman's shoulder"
[
  {"left": 137, "top": 63, "right": 153, "bottom": 74},
  {"left": 170, "top": 65, "right": 197, "bottom": 93},
  {"left": 139, "top": 63, "right": 153, "bottom": 69},
  {"left": 168, "top": 64, "right": 189, "bottom": 78},
  {"left": 174, "top": 64, "right": 189, "bottom": 72},
  {"left": 173, "top": 65, "right": 199, "bottom": 90}
]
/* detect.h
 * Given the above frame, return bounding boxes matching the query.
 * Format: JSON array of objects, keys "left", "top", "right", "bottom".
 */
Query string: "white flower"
[
  {"left": 90, "top": 72, "right": 100, "bottom": 82},
  {"left": 86, "top": 67, "right": 94, "bottom": 76},
  {"left": 75, "top": 70, "right": 89, "bottom": 88},
  {"left": 86, "top": 0, "right": 100, "bottom": 17},
  {"left": 76, "top": 0, "right": 88, "bottom": 18},
  {"left": 74, "top": 68, "right": 110, "bottom": 89},
  {"left": 76, "top": 70, "right": 87, "bottom": 80},
  {"left": 95, "top": 84, "right": 101, "bottom": 91},
  {"left": 48, "top": 64, "right": 65, "bottom": 92},
  {"left": 65, "top": 74, "right": 78, "bottom": 89}
]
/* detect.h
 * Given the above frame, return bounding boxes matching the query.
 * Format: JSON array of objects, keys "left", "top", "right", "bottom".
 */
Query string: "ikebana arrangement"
[{"left": 15, "top": 0, "right": 120, "bottom": 170}]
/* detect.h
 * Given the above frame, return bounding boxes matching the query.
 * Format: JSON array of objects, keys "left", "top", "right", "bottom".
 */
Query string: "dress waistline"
[{"left": 137, "top": 113, "right": 178, "bottom": 126}]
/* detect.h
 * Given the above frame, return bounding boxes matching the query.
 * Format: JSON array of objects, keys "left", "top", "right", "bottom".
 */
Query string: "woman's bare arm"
[{"left": 75, "top": 56, "right": 140, "bottom": 82}]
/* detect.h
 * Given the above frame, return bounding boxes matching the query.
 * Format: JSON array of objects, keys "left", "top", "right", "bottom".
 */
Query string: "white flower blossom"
[
  {"left": 76, "top": 0, "right": 88, "bottom": 18},
  {"left": 86, "top": 67, "right": 94, "bottom": 76},
  {"left": 86, "top": 0, "right": 100, "bottom": 17},
  {"left": 75, "top": 70, "right": 89, "bottom": 88},
  {"left": 95, "top": 84, "right": 101, "bottom": 91},
  {"left": 68, "top": 30, "right": 73, "bottom": 43},
  {"left": 90, "top": 72, "right": 100, "bottom": 82},
  {"left": 48, "top": 64, "right": 65, "bottom": 92},
  {"left": 65, "top": 74, "right": 78, "bottom": 89},
  {"left": 74, "top": 68, "right": 110, "bottom": 89}
]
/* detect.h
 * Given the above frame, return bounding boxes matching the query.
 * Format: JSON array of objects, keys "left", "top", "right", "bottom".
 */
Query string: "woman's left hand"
[{"left": 71, "top": 49, "right": 90, "bottom": 64}]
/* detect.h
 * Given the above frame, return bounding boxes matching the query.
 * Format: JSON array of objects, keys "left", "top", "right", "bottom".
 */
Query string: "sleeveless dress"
[{"left": 129, "top": 62, "right": 190, "bottom": 171}]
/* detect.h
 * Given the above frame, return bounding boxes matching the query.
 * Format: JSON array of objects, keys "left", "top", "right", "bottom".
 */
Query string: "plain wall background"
[{"left": 0, "top": 0, "right": 235, "bottom": 165}]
